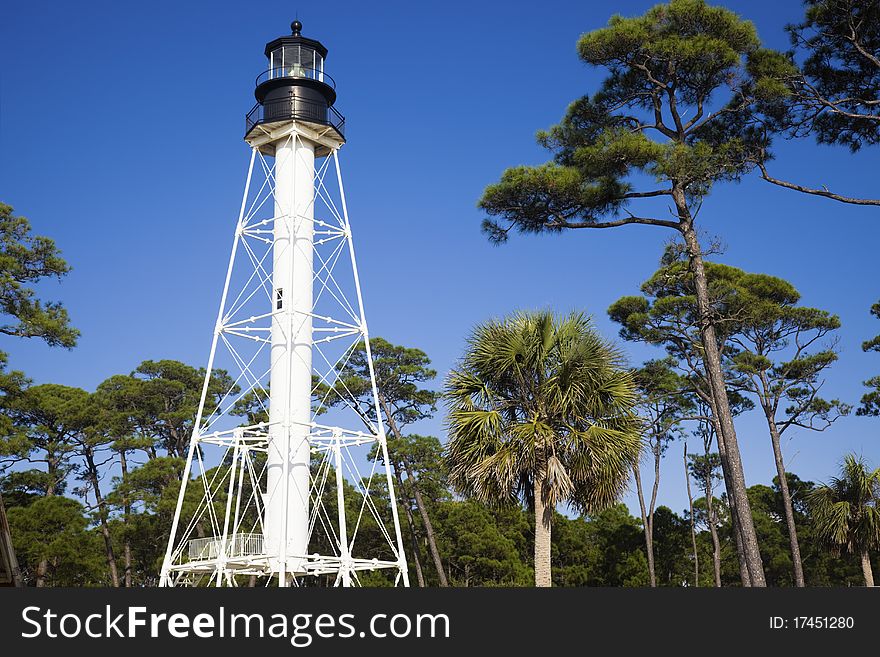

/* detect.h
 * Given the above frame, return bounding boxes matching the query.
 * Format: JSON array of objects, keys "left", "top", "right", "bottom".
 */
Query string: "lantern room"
[
  {"left": 266, "top": 23, "right": 326, "bottom": 83},
  {"left": 246, "top": 21, "right": 344, "bottom": 143}
]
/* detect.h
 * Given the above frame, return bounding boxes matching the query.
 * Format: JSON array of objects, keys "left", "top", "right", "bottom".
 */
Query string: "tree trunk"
[
  {"left": 35, "top": 561, "right": 48, "bottom": 587},
  {"left": 702, "top": 470, "right": 723, "bottom": 587},
  {"left": 378, "top": 396, "right": 448, "bottom": 587},
  {"left": 45, "top": 449, "right": 61, "bottom": 497},
  {"left": 170, "top": 426, "right": 186, "bottom": 459},
  {"left": 404, "top": 464, "right": 448, "bottom": 587},
  {"left": 707, "top": 499, "right": 722, "bottom": 587},
  {"left": 684, "top": 443, "right": 699, "bottom": 586},
  {"left": 678, "top": 212, "right": 766, "bottom": 586},
  {"left": 0, "top": 492, "right": 23, "bottom": 587},
  {"left": 710, "top": 410, "right": 752, "bottom": 586},
  {"left": 699, "top": 426, "right": 722, "bottom": 587},
  {"left": 648, "top": 437, "right": 662, "bottom": 576},
  {"left": 407, "top": 524, "right": 426, "bottom": 588},
  {"left": 705, "top": 388, "right": 751, "bottom": 586},
  {"left": 84, "top": 446, "right": 120, "bottom": 587},
  {"left": 119, "top": 450, "right": 133, "bottom": 587},
  {"left": 701, "top": 465, "right": 722, "bottom": 587},
  {"left": 762, "top": 407, "right": 805, "bottom": 586},
  {"left": 394, "top": 469, "right": 425, "bottom": 587},
  {"left": 122, "top": 541, "right": 133, "bottom": 588},
  {"left": 632, "top": 461, "right": 656, "bottom": 587},
  {"left": 36, "top": 452, "right": 60, "bottom": 587},
  {"left": 731, "top": 520, "right": 751, "bottom": 586},
  {"left": 862, "top": 550, "right": 875, "bottom": 587},
  {"left": 533, "top": 473, "right": 552, "bottom": 587}
]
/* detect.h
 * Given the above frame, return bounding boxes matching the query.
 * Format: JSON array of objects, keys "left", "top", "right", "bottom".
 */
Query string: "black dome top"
[{"left": 264, "top": 20, "right": 328, "bottom": 59}]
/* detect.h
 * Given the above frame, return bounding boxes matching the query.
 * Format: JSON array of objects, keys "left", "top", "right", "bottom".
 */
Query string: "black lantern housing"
[{"left": 245, "top": 21, "right": 345, "bottom": 141}]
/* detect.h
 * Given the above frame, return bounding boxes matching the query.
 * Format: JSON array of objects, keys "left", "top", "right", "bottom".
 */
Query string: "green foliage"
[
  {"left": 651, "top": 505, "right": 694, "bottom": 585},
  {"left": 609, "top": 252, "right": 724, "bottom": 361},
  {"left": 676, "top": 472, "right": 871, "bottom": 587},
  {"left": 731, "top": 472, "right": 870, "bottom": 586},
  {"left": 689, "top": 452, "right": 723, "bottom": 503},
  {"left": 8, "top": 496, "right": 105, "bottom": 586},
  {"left": 0, "top": 201, "right": 83, "bottom": 583},
  {"left": 321, "top": 337, "right": 440, "bottom": 431},
  {"left": 3, "top": 422, "right": 874, "bottom": 587},
  {"left": 808, "top": 455, "right": 880, "bottom": 557},
  {"left": 609, "top": 249, "right": 846, "bottom": 433},
  {"left": 479, "top": 0, "right": 782, "bottom": 242},
  {"left": 746, "top": 484, "right": 797, "bottom": 585},
  {"left": 0, "top": 468, "right": 62, "bottom": 506},
  {"left": 0, "top": 352, "right": 28, "bottom": 438},
  {"left": 858, "top": 300, "right": 880, "bottom": 416},
  {"left": 436, "top": 500, "right": 532, "bottom": 586},
  {"left": 0, "top": 203, "right": 78, "bottom": 348},
  {"left": 100, "top": 460, "right": 177, "bottom": 588},
  {"left": 577, "top": 1, "right": 759, "bottom": 93},
  {"left": 716, "top": 262, "right": 848, "bottom": 434},
  {"left": 549, "top": 512, "right": 602, "bottom": 586},
  {"left": 782, "top": 0, "right": 880, "bottom": 151},
  {"left": 609, "top": 250, "right": 747, "bottom": 405},
  {"left": 553, "top": 504, "right": 654, "bottom": 587},
  {"left": 587, "top": 504, "right": 652, "bottom": 586},
  {"left": 744, "top": 48, "right": 801, "bottom": 106},
  {"left": 445, "top": 311, "right": 641, "bottom": 514},
  {"left": 112, "top": 456, "right": 184, "bottom": 513},
  {"left": 0, "top": 384, "right": 90, "bottom": 495},
  {"left": 97, "top": 361, "right": 235, "bottom": 458},
  {"left": 633, "top": 357, "right": 695, "bottom": 453},
  {"left": 315, "top": 338, "right": 442, "bottom": 485},
  {"left": 316, "top": 337, "right": 449, "bottom": 584},
  {"left": 386, "top": 433, "right": 448, "bottom": 499}
]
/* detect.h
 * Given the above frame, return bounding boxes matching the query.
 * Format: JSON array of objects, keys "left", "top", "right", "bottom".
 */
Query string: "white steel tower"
[{"left": 160, "top": 21, "right": 409, "bottom": 587}]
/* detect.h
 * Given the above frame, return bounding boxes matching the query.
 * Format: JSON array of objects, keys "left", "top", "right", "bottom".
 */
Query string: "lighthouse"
[
  {"left": 255, "top": 20, "right": 336, "bottom": 581},
  {"left": 160, "top": 22, "right": 409, "bottom": 588}
]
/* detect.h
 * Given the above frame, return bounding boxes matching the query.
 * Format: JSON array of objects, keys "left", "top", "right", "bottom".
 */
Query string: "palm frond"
[
  {"left": 808, "top": 454, "right": 880, "bottom": 555},
  {"left": 444, "top": 310, "right": 641, "bottom": 516}
]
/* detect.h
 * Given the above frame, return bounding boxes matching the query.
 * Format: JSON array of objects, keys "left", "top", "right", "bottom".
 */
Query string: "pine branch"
[
  {"left": 550, "top": 215, "right": 679, "bottom": 230},
  {"left": 758, "top": 162, "right": 880, "bottom": 206}
]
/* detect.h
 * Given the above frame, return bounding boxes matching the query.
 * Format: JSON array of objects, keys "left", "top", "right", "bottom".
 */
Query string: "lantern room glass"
[{"left": 269, "top": 46, "right": 324, "bottom": 82}]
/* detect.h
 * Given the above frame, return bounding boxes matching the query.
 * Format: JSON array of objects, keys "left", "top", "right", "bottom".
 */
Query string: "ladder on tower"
[{"left": 0, "top": 491, "right": 23, "bottom": 587}]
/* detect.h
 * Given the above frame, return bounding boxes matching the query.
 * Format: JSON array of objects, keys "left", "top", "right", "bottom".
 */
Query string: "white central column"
[{"left": 266, "top": 133, "right": 315, "bottom": 579}]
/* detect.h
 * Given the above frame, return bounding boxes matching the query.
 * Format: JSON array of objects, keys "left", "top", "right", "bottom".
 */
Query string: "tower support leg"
[{"left": 333, "top": 431, "right": 351, "bottom": 587}]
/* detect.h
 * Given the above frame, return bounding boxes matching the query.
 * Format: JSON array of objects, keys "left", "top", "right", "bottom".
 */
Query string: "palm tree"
[
  {"left": 808, "top": 454, "right": 880, "bottom": 587},
  {"left": 444, "top": 311, "right": 641, "bottom": 587}
]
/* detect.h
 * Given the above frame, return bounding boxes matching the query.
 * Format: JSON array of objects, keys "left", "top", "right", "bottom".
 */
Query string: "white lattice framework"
[{"left": 159, "top": 128, "right": 409, "bottom": 587}]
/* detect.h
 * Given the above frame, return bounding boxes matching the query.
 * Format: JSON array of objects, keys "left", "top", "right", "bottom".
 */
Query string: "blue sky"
[{"left": 2, "top": 0, "right": 878, "bottom": 516}]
